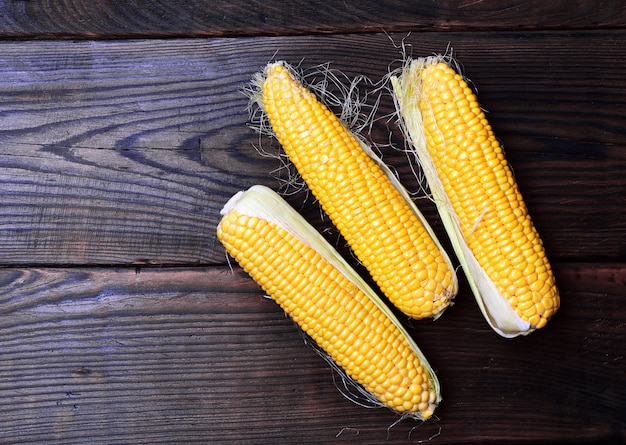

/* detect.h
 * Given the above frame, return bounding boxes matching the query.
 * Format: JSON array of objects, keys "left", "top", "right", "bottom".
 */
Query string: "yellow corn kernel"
[
  {"left": 253, "top": 61, "right": 457, "bottom": 320},
  {"left": 216, "top": 185, "right": 440, "bottom": 419},
  {"left": 391, "top": 57, "right": 559, "bottom": 337}
]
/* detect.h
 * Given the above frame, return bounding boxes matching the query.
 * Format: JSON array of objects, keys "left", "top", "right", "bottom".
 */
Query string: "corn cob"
[
  {"left": 391, "top": 56, "right": 560, "bottom": 337},
  {"left": 252, "top": 61, "right": 457, "bottom": 320},
  {"left": 216, "top": 185, "right": 440, "bottom": 419}
]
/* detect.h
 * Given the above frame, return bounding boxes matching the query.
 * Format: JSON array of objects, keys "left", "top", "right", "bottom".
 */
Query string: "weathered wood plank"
[
  {"left": 1, "top": 32, "right": 624, "bottom": 265},
  {"left": 1, "top": 0, "right": 625, "bottom": 38},
  {"left": 0, "top": 263, "right": 624, "bottom": 444}
]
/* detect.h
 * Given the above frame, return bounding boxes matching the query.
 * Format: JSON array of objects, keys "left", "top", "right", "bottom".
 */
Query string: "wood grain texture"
[
  {"left": 2, "top": 2, "right": 625, "bottom": 442},
  {"left": 1, "top": 0, "right": 625, "bottom": 38},
  {"left": 1, "top": 32, "right": 625, "bottom": 266},
  {"left": 0, "top": 264, "right": 624, "bottom": 444}
]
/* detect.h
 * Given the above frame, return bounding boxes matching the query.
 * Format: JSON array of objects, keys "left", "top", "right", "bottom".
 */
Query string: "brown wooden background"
[{"left": 1, "top": 1, "right": 625, "bottom": 444}]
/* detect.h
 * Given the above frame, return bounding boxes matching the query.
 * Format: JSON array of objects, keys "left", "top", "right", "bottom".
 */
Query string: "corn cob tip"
[{"left": 251, "top": 60, "right": 292, "bottom": 107}]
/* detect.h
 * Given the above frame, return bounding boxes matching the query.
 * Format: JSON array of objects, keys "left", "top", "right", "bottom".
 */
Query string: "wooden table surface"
[{"left": 1, "top": 1, "right": 624, "bottom": 444}]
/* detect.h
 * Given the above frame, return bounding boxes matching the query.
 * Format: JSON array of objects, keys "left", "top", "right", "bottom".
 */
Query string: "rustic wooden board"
[
  {"left": 1, "top": 32, "right": 624, "bottom": 266},
  {"left": 2, "top": 1, "right": 625, "bottom": 442},
  {"left": 1, "top": 0, "right": 625, "bottom": 38},
  {"left": 0, "top": 264, "right": 624, "bottom": 444}
]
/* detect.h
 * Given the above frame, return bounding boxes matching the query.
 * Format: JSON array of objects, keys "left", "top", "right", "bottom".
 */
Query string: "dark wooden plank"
[
  {"left": 0, "top": 263, "right": 624, "bottom": 444},
  {"left": 1, "top": 0, "right": 625, "bottom": 39},
  {"left": 1, "top": 32, "right": 624, "bottom": 266}
]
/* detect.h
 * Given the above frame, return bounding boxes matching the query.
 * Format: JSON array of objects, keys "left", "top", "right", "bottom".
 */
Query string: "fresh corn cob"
[
  {"left": 252, "top": 61, "right": 457, "bottom": 320},
  {"left": 216, "top": 185, "right": 440, "bottom": 419},
  {"left": 391, "top": 56, "right": 560, "bottom": 337}
]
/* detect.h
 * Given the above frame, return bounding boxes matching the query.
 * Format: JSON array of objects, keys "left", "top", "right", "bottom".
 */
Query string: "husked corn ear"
[
  {"left": 216, "top": 185, "right": 440, "bottom": 419},
  {"left": 391, "top": 57, "right": 559, "bottom": 337},
  {"left": 254, "top": 61, "right": 457, "bottom": 320}
]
